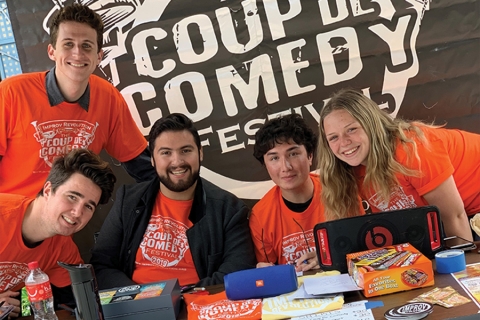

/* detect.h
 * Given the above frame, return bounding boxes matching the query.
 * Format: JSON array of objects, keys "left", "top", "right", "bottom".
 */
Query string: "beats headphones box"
[
  {"left": 346, "top": 243, "right": 434, "bottom": 298},
  {"left": 314, "top": 206, "right": 444, "bottom": 273}
]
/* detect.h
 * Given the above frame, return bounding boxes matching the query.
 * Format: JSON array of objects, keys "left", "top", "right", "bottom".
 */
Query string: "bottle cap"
[{"left": 27, "top": 261, "right": 39, "bottom": 270}]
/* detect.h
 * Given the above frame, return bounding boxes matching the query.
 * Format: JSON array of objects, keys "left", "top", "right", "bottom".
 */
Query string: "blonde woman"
[{"left": 317, "top": 88, "right": 480, "bottom": 241}]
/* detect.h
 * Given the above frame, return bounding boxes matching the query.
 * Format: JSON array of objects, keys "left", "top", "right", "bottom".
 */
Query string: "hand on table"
[
  {"left": 0, "top": 290, "right": 20, "bottom": 318},
  {"left": 256, "top": 262, "right": 274, "bottom": 268},
  {"left": 295, "top": 251, "right": 320, "bottom": 272}
]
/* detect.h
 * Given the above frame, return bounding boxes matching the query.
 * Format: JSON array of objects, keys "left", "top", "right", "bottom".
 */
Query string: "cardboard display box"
[
  {"left": 346, "top": 243, "right": 434, "bottom": 298},
  {"left": 99, "top": 279, "right": 181, "bottom": 320}
]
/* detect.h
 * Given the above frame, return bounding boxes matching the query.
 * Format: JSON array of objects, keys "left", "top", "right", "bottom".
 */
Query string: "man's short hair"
[
  {"left": 38, "top": 149, "right": 116, "bottom": 205},
  {"left": 49, "top": 3, "right": 104, "bottom": 52},
  {"left": 253, "top": 114, "right": 318, "bottom": 165},
  {"left": 148, "top": 113, "right": 201, "bottom": 154}
]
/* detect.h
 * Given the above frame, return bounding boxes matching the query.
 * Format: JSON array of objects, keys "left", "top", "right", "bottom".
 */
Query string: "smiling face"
[
  {"left": 48, "top": 21, "right": 103, "bottom": 94},
  {"left": 323, "top": 109, "right": 370, "bottom": 167},
  {"left": 263, "top": 141, "right": 313, "bottom": 202},
  {"left": 151, "top": 130, "right": 203, "bottom": 200},
  {"left": 42, "top": 172, "right": 101, "bottom": 237}
]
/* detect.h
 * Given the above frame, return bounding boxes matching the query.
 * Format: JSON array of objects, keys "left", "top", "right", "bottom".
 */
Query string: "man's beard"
[{"left": 158, "top": 165, "right": 200, "bottom": 192}]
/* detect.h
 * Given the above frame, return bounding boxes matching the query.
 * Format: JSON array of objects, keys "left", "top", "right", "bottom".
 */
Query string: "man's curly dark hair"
[
  {"left": 38, "top": 148, "right": 116, "bottom": 205},
  {"left": 253, "top": 114, "right": 318, "bottom": 165}
]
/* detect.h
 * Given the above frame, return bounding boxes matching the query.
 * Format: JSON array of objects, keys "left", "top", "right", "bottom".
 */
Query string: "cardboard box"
[
  {"left": 346, "top": 243, "right": 434, "bottom": 297},
  {"left": 99, "top": 279, "right": 181, "bottom": 320}
]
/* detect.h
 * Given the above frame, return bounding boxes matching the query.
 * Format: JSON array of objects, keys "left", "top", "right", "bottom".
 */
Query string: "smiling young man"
[
  {"left": 90, "top": 113, "right": 256, "bottom": 289},
  {"left": 0, "top": 148, "right": 115, "bottom": 318},
  {"left": 250, "top": 114, "right": 325, "bottom": 272},
  {"left": 0, "top": 3, "right": 153, "bottom": 199}
]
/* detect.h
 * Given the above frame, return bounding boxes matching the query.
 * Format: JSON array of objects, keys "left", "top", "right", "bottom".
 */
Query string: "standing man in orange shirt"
[
  {"left": 250, "top": 114, "right": 325, "bottom": 272},
  {"left": 0, "top": 3, "right": 153, "bottom": 198}
]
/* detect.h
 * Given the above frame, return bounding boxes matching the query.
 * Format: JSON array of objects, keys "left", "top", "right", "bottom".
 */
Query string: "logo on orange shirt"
[
  {"left": 138, "top": 216, "right": 189, "bottom": 268},
  {"left": 282, "top": 230, "right": 314, "bottom": 265},
  {"left": 31, "top": 120, "right": 98, "bottom": 166},
  {"left": 0, "top": 262, "right": 29, "bottom": 292},
  {"left": 190, "top": 298, "right": 262, "bottom": 319}
]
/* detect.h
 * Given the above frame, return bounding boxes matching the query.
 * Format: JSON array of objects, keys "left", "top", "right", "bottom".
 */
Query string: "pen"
[
  {"left": 193, "top": 287, "right": 205, "bottom": 291},
  {"left": 180, "top": 284, "right": 196, "bottom": 293}
]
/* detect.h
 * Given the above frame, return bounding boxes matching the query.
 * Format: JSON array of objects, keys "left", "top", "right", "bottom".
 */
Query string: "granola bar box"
[{"left": 346, "top": 243, "right": 434, "bottom": 298}]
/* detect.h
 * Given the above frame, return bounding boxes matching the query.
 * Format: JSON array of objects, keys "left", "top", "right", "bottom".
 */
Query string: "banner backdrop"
[{"left": 7, "top": 0, "right": 480, "bottom": 199}]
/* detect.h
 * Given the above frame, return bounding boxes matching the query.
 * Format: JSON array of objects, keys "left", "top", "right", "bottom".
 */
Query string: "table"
[
  {"left": 347, "top": 249, "right": 480, "bottom": 319},
  {"left": 177, "top": 250, "right": 480, "bottom": 320},
  {"left": 19, "top": 249, "right": 480, "bottom": 320}
]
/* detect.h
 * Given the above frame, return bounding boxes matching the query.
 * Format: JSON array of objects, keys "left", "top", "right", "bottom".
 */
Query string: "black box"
[
  {"left": 99, "top": 279, "right": 181, "bottom": 320},
  {"left": 313, "top": 206, "right": 445, "bottom": 273}
]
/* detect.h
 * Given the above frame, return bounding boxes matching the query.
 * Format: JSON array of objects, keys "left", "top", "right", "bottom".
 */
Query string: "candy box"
[{"left": 346, "top": 243, "right": 434, "bottom": 297}]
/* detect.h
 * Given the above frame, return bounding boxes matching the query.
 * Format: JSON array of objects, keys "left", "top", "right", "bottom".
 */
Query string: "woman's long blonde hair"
[{"left": 317, "top": 89, "right": 431, "bottom": 221}]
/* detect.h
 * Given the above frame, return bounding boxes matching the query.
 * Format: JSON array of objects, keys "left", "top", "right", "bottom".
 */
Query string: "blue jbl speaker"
[{"left": 224, "top": 265, "right": 298, "bottom": 300}]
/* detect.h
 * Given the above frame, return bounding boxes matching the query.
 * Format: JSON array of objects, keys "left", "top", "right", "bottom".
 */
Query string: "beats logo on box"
[{"left": 360, "top": 220, "right": 398, "bottom": 249}]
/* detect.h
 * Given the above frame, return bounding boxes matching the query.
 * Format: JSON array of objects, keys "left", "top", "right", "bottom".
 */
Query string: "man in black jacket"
[{"left": 91, "top": 113, "right": 256, "bottom": 289}]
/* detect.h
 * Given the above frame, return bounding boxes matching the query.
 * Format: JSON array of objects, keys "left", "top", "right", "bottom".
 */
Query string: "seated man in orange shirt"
[
  {"left": 91, "top": 113, "right": 256, "bottom": 289},
  {"left": 250, "top": 114, "right": 325, "bottom": 272},
  {"left": 0, "top": 148, "right": 116, "bottom": 318}
]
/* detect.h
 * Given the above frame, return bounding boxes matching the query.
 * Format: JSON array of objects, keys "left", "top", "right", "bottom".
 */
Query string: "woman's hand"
[{"left": 256, "top": 262, "right": 274, "bottom": 268}]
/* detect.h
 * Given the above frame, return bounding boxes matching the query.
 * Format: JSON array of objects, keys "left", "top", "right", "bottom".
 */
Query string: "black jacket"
[{"left": 90, "top": 177, "right": 256, "bottom": 289}]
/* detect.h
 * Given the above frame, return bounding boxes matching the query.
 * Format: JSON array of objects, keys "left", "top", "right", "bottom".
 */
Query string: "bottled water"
[{"left": 24, "top": 261, "right": 58, "bottom": 320}]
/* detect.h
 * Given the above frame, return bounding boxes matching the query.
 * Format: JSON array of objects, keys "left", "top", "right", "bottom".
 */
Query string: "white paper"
[
  {"left": 288, "top": 283, "right": 339, "bottom": 301},
  {"left": 451, "top": 262, "right": 480, "bottom": 309},
  {"left": 291, "top": 301, "right": 374, "bottom": 320},
  {"left": 303, "top": 274, "right": 362, "bottom": 296}
]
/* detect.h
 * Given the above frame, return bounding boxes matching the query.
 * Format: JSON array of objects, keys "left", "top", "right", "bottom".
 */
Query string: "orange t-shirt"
[
  {"left": 0, "top": 72, "right": 147, "bottom": 197},
  {"left": 184, "top": 291, "right": 262, "bottom": 320},
  {"left": 357, "top": 127, "right": 480, "bottom": 215},
  {"left": 0, "top": 194, "right": 82, "bottom": 292},
  {"left": 132, "top": 192, "right": 199, "bottom": 286},
  {"left": 249, "top": 174, "right": 325, "bottom": 265}
]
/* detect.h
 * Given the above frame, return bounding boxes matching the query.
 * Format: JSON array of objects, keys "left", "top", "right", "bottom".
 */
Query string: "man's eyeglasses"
[
  {"left": 293, "top": 217, "right": 312, "bottom": 253},
  {"left": 261, "top": 219, "right": 312, "bottom": 265},
  {"left": 261, "top": 228, "right": 271, "bottom": 263}
]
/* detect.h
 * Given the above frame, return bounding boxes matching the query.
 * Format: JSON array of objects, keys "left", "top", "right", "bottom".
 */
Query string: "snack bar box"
[
  {"left": 346, "top": 243, "right": 434, "bottom": 298},
  {"left": 99, "top": 279, "right": 181, "bottom": 320}
]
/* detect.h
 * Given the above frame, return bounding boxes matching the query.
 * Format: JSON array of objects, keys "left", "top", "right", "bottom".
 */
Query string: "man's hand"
[
  {"left": 256, "top": 262, "right": 274, "bottom": 268},
  {"left": 295, "top": 251, "right": 320, "bottom": 272},
  {"left": 0, "top": 291, "right": 20, "bottom": 318}
]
